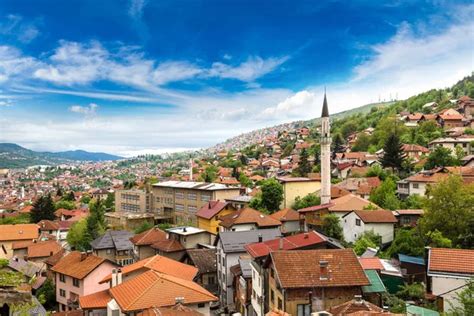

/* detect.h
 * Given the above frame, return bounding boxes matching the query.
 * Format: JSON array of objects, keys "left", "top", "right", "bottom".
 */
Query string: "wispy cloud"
[
  {"left": 128, "top": 0, "right": 149, "bottom": 19},
  {"left": 0, "top": 14, "right": 40, "bottom": 43},
  {"left": 69, "top": 103, "right": 98, "bottom": 116}
]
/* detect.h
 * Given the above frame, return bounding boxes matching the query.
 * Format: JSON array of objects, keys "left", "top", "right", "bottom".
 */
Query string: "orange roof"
[
  {"left": 329, "top": 194, "right": 379, "bottom": 213},
  {"left": 52, "top": 251, "right": 111, "bottom": 279},
  {"left": 109, "top": 270, "right": 217, "bottom": 312},
  {"left": 137, "top": 304, "right": 204, "bottom": 316},
  {"left": 130, "top": 227, "right": 167, "bottom": 246},
  {"left": 79, "top": 289, "right": 112, "bottom": 309},
  {"left": 329, "top": 298, "right": 384, "bottom": 315},
  {"left": 100, "top": 254, "right": 197, "bottom": 283},
  {"left": 429, "top": 248, "right": 474, "bottom": 275},
  {"left": 269, "top": 208, "right": 300, "bottom": 222},
  {"left": 20, "top": 205, "right": 33, "bottom": 214},
  {"left": 358, "top": 257, "right": 384, "bottom": 270},
  {"left": 150, "top": 239, "right": 185, "bottom": 253},
  {"left": 219, "top": 207, "right": 281, "bottom": 228},
  {"left": 27, "top": 240, "right": 62, "bottom": 258},
  {"left": 270, "top": 249, "right": 369, "bottom": 288},
  {"left": 352, "top": 210, "right": 397, "bottom": 223},
  {"left": 0, "top": 224, "right": 39, "bottom": 241}
]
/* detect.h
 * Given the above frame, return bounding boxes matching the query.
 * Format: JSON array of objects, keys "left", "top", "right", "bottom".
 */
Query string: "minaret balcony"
[{"left": 320, "top": 136, "right": 332, "bottom": 144}]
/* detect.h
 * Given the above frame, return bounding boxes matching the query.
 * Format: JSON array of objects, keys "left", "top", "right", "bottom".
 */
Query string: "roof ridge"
[{"left": 155, "top": 271, "right": 216, "bottom": 299}]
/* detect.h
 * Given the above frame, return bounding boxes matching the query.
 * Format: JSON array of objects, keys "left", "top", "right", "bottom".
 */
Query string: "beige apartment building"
[
  {"left": 114, "top": 189, "right": 151, "bottom": 213},
  {"left": 152, "top": 181, "right": 241, "bottom": 225}
]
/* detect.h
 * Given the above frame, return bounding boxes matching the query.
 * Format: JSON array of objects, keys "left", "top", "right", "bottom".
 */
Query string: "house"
[
  {"left": 342, "top": 210, "right": 397, "bottom": 244},
  {"left": 358, "top": 257, "right": 404, "bottom": 295},
  {"left": 216, "top": 229, "right": 281, "bottom": 307},
  {"left": 100, "top": 254, "right": 198, "bottom": 285},
  {"left": 265, "top": 249, "right": 369, "bottom": 314},
  {"left": 219, "top": 208, "right": 281, "bottom": 232},
  {"left": 12, "top": 239, "right": 62, "bottom": 263},
  {"left": 437, "top": 109, "right": 464, "bottom": 129},
  {"left": 0, "top": 224, "right": 39, "bottom": 259},
  {"left": 457, "top": 95, "right": 474, "bottom": 119},
  {"left": 427, "top": 248, "right": 474, "bottom": 313},
  {"left": 402, "top": 144, "right": 430, "bottom": 160},
  {"left": 231, "top": 256, "right": 253, "bottom": 316},
  {"left": 130, "top": 227, "right": 168, "bottom": 261},
  {"left": 165, "top": 226, "right": 211, "bottom": 249},
  {"left": 392, "top": 209, "right": 423, "bottom": 227},
  {"left": 196, "top": 200, "right": 237, "bottom": 235},
  {"left": 397, "top": 254, "right": 426, "bottom": 284},
  {"left": 80, "top": 269, "right": 217, "bottom": 315},
  {"left": 335, "top": 177, "right": 381, "bottom": 200},
  {"left": 90, "top": 230, "right": 134, "bottom": 266},
  {"left": 183, "top": 249, "right": 218, "bottom": 295},
  {"left": 269, "top": 208, "right": 300, "bottom": 234},
  {"left": 52, "top": 251, "right": 117, "bottom": 312},
  {"left": 276, "top": 177, "right": 321, "bottom": 209},
  {"left": 429, "top": 135, "right": 474, "bottom": 155},
  {"left": 328, "top": 296, "right": 385, "bottom": 315}
]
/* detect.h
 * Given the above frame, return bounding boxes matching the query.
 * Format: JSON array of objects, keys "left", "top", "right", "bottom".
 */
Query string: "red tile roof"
[
  {"left": 137, "top": 304, "right": 204, "bottom": 316},
  {"left": 329, "top": 298, "right": 384, "bottom": 315},
  {"left": 245, "top": 231, "right": 327, "bottom": 259},
  {"left": 429, "top": 248, "right": 474, "bottom": 275},
  {"left": 79, "top": 289, "right": 112, "bottom": 309},
  {"left": 27, "top": 240, "right": 62, "bottom": 258},
  {"left": 52, "top": 251, "right": 112, "bottom": 279},
  {"left": 100, "top": 254, "right": 197, "bottom": 283},
  {"left": 270, "top": 249, "right": 369, "bottom": 288},
  {"left": 353, "top": 210, "right": 397, "bottom": 223},
  {"left": 358, "top": 257, "right": 384, "bottom": 270},
  {"left": 130, "top": 227, "right": 167, "bottom": 246},
  {"left": 269, "top": 208, "right": 300, "bottom": 222},
  {"left": 219, "top": 208, "right": 281, "bottom": 228},
  {"left": 196, "top": 201, "right": 229, "bottom": 220},
  {"left": 109, "top": 270, "right": 217, "bottom": 312},
  {"left": 150, "top": 239, "right": 185, "bottom": 252},
  {"left": 298, "top": 202, "right": 334, "bottom": 213}
]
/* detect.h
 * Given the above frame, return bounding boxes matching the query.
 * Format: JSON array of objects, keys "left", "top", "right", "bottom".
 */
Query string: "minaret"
[{"left": 320, "top": 92, "right": 331, "bottom": 205}]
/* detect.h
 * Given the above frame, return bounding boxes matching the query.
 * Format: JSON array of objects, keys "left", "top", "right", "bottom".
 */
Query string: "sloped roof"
[
  {"left": 137, "top": 304, "right": 204, "bottom": 316},
  {"left": 100, "top": 254, "right": 197, "bottom": 283},
  {"left": 218, "top": 229, "right": 281, "bottom": 253},
  {"left": 91, "top": 230, "right": 133, "bottom": 251},
  {"left": 358, "top": 257, "right": 384, "bottom": 271},
  {"left": 27, "top": 240, "right": 62, "bottom": 258},
  {"left": 52, "top": 251, "right": 110, "bottom": 280},
  {"left": 269, "top": 208, "right": 299, "bottom": 222},
  {"left": 329, "top": 298, "right": 384, "bottom": 315},
  {"left": 79, "top": 289, "right": 111, "bottom": 309},
  {"left": 351, "top": 210, "right": 397, "bottom": 223},
  {"left": 109, "top": 270, "right": 217, "bottom": 311},
  {"left": 130, "top": 227, "right": 167, "bottom": 246},
  {"left": 186, "top": 249, "right": 217, "bottom": 274},
  {"left": 428, "top": 248, "right": 474, "bottom": 275},
  {"left": 329, "top": 194, "right": 379, "bottom": 212},
  {"left": 219, "top": 208, "right": 281, "bottom": 228},
  {"left": 0, "top": 224, "right": 38, "bottom": 241},
  {"left": 150, "top": 239, "right": 185, "bottom": 253},
  {"left": 196, "top": 201, "right": 229, "bottom": 220},
  {"left": 271, "top": 249, "right": 369, "bottom": 288}
]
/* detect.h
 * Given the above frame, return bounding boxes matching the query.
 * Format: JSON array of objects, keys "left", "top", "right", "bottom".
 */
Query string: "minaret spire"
[{"left": 320, "top": 90, "right": 331, "bottom": 205}]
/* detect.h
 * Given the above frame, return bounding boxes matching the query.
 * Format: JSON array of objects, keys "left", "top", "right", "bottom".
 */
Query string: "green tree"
[
  {"left": 292, "top": 193, "right": 320, "bottom": 210},
  {"left": 249, "top": 195, "right": 266, "bottom": 213},
  {"left": 424, "top": 146, "right": 457, "bottom": 169},
  {"left": 54, "top": 200, "right": 75, "bottom": 210},
  {"left": 37, "top": 278, "right": 56, "bottom": 309},
  {"left": 387, "top": 228, "right": 425, "bottom": 258},
  {"left": 282, "top": 143, "right": 294, "bottom": 157},
  {"left": 200, "top": 166, "right": 218, "bottom": 182},
  {"left": 420, "top": 175, "right": 474, "bottom": 247},
  {"left": 381, "top": 133, "right": 406, "bottom": 172},
  {"left": 30, "top": 194, "right": 56, "bottom": 223},
  {"left": 80, "top": 194, "right": 91, "bottom": 204},
  {"left": 260, "top": 178, "right": 284, "bottom": 213},
  {"left": 238, "top": 173, "right": 252, "bottom": 188},
  {"left": 332, "top": 133, "right": 344, "bottom": 158},
  {"left": 134, "top": 222, "right": 154, "bottom": 234},
  {"left": 353, "top": 231, "right": 381, "bottom": 255},
  {"left": 369, "top": 178, "right": 400, "bottom": 210},
  {"left": 320, "top": 214, "right": 344, "bottom": 240},
  {"left": 352, "top": 133, "right": 371, "bottom": 152},
  {"left": 63, "top": 191, "right": 75, "bottom": 201},
  {"left": 104, "top": 192, "right": 115, "bottom": 211},
  {"left": 67, "top": 219, "right": 91, "bottom": 251},
  {"left": 396, "top": 282, "right": 425, "bottom": 301},
  {"left": 296, "top": 148, "right": 311, "bottom": 176}
]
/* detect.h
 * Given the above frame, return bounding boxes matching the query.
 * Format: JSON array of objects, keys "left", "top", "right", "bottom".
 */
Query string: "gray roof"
[
  {"left": 91, "top": 230, "right": 134, "bottom": 251},
  {"left": 239, "top": 257, "right": 252, "bottom": 278},
  {"left": 321, "top": 92, "right": 329, "bottom": 117},
  {"left": 12, "top": 296, "right": 47, "bottom": 316},
  {"left": 218, "top": 229, "right": 281, "bottom": 253},
  {"left": 8, "top": 257, "right": 42, "bottom": 278},
  {"left": 153, "top": 181, "right": 240, "bottom": 191}
]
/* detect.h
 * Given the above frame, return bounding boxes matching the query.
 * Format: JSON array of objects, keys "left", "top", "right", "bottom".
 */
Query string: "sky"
[{"left": 0, "top": 0, "right": 473, "bottom": 157}]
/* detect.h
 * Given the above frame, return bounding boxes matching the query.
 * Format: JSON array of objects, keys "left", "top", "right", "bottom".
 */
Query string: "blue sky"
[{"left": 0, "top": 0, "right": 473, "bottom": 156}]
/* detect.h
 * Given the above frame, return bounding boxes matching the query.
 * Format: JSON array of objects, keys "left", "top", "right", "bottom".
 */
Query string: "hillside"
[{"left": 0, "top": 143, "right": 123, "bottom": 168}]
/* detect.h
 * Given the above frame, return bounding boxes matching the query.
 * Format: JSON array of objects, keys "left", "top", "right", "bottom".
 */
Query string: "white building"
[{"left": 342, "top": 210, "right": 397, "bottom": 244}]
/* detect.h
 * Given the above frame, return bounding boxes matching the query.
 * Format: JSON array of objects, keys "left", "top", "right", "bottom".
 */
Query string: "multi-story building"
[
  {"left": 276, "top": 177, "right": 321, "bottom": 209},
  {"left": 152, "top": 181, "right": 241, "bottom": 225},
  {"left": 114, "top": 189, "right": 151, "bottom": 213},
  {"left": 91, "top": 230, "right": 134, "bottom": 266}
]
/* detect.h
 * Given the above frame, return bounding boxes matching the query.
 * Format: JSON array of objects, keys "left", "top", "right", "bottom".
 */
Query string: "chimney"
[
  {"left": 183, "top": 227, "right": 187, "bottom": 233},
  {"left": 111, "top": 268, "right": 117, "bottom": 287},
  {"left": 117, "top": 268, "right": 123, "bottom": 285},
  {"left": 319, "top": 260, "right": 329, "bottom": 280},
  {"left": 279, "top": 236, "right": 284, "bottom": 250},
  {"left": 80, "top": 252, "right": 87, "bottom": 261},
  {"left": 175, "top": 297, "right": 185, "bottom": 304},
  {"left": 258, "top": 233, "right": 262, "bottom": 243},
  {"left": 354, "top": 295, "right": 363, "bottom": 304},
  {"left": 304, "top": 232, "right": 309, "bottom": 239}
]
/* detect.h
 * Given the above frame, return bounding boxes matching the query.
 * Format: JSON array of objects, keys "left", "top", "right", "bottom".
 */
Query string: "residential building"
[
  {"left": 231, "top": 256, "right": 253, "bottom": 316},
  {"left": 114, "top": 189, "right": 151, "bottom": 213},
  {"left": 0, "top": 224, "right": 39, "bottom": 259},
  {"left": 269, "top": 208, "right": 300, "bottom": 234},
  {"left": 429, "top": 136, "right": 474, "bottom": 155},
  {"left": 183, "top": 249, "right": 218, "bottom": 294},
  {"left": 265, "top": 249, "right": 369, "bottom": 314},
  {"left": 90, "top": 230, "right": 134, "bottom": 266},
  {"left": 216, "top": 229, "right": 281, "bottom": 307},
  {"left": 152, "top": 181, "right": 241, "bottom": 225},
  {"left": 104, "top": 211, "right": 155, "bottom": 231},
  {"left": 276, "top": 177, "right": 321, "bottom": 209},
  {"left": 428, "top": 248, "right": 474, "bottom": 313},
  {"left": 392, "top": 209, "right": 423, "bottom": 227},
  {"left": 196, "top": 200, "right": 237, "bottom": 234},
  {"left": 436, "top": 109, "right": 464, "bottom": 128},
  {"left": 130, "top": 227, "right": 167, "bottom": 261},
  {"left": 165, "top": 226, "right": 212, "bottom": 249},
  {"left": 12, "top": 239, "right": 62, "bottom": 263},
  {"left": 219, "top": 208, "right": 281, "bottom": 232},
  {"left": 328, "top": 297, "right": 385, "bottom": 315},
  {"left": 342, "top": 210, "right": 397, "bottom": 244},
  {"left": 52, "top": 251, "right": 117, "bottom": 312}
]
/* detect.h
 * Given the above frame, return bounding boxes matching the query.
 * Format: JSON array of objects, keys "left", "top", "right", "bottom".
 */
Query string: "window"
[
  {"left": 270, "top": 268, "right": 274, "bottom": 278},
  {"left": 188, "top": 205, "right": 197, "bottom": 213},
  {"left": 208, "top": 276, "right": 215, "bottom": 284},
  {"left": 271, "top": 289, "right": 275, "bottom": 303},
  {"left": 175, "top": 204, "right": 184, "bottom": 211},
  {"left": 59, "top": 289, "right": 66, "bottom": 297},
  {"left": 201, "top": 194, "right": 211, "bottom": 202},
  {"left": 175, "top": 192, "right": 184, "bottom": 199},
  {"left": 72, "top": 278, "right": 80, "bottom": 287},
  {"left": 106, "top": 249, "right": 112, "bottom": 254},
  {"left": 59, "top": 274, "right": 65, "bottom": 283},
  {"left": 413, "top": 183, "right": 419, "bottom": 189},
  {"left": 188, "top": 193, "right": 197, "bottom": 200},
  {"left": 278, "top": 298, "right": 283, "bottom": 310},
  {"left": 355, "top": 219, "right": 361, "bottom": 226},
  {"left": 297, "top": 304, "right": 310, "bottom": 316},
  {"left": 197, "top": 303, "right": 205, "bottom": 308}
]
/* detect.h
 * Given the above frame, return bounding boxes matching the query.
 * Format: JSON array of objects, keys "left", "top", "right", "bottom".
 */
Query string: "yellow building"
[
  {"left": 196, "top": 201, "right": 237, "bottom": 234},
  {"left": 277, "top": 177, "right": 321, "bottom": 209}
]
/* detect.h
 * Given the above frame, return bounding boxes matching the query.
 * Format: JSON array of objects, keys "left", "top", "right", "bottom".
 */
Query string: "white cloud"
[
  {"left": 0, "top": 45, "right": 38, "bottom": 83},
  {"left": 209, "top": 56, "right": 289, "bottom": 82},
  {"left": 129, "top": 0, "right": 149, "bottom": 19},
  {"left": 69, "top": 103, "right": 99, "bottom": 116},
  {"left": 0, "top": 100, "right": 12, "bottom": 107},
  {"left": 152, "top": 61, "right": 203, "bottom": 85},
  {"left": 0, "top": 14, "right": 40, "bottom": 43},
  {"left": 262, "top": 90, "right": 318, "bottom": 118}
]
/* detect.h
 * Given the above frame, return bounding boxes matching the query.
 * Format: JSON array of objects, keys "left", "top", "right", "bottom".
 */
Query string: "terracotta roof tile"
[
  {"left": 79, "top": 289, "right": 111, "bottom": 309},
  {"left": 429, "top": 248, "right": 474, "bottom": 275},
  {"left": 196, "top": 201, "right": 229, "bottom": 220},
  {"left": 52, "top": 251, "right": 111, "bottom": 279},
  {"left": 45, "top": 248, "right": 66, "bottom": 267},
  {"left": 358, "top": 258, "right": 384, "bottom": 270},
  {"left": 219, "top": 208, "right": 281, "bottom": 228},
  {"left": 100, "top": 254, "right": 197, "bottom": 283},
  {"left": 137, "top": 304, "right": 204, "bottom": 316},
  {"left": 38, "top": 220, "right": 60, "bottom": 231},
  {"left": 130, "top": 227, "right": 167, "bottom": 246},
  {"left": 109, "top": 270, "right": 217, "bottom": 312},
  {"left": 352, "top": 210, "right": 397, "bottom": 223},
  {"left": 27, "top": 240, "right": 62, "bottom": 258},
  {"left": 150, "top": 239, "right": 185, "bottom": 252},
  {"left": 271, "top": 249, "right": 369, "bottom": 288},
  {"left": 329, "top": 298, "right": 384, "bottom": 315},
  {"left": 330, "top": 194, "right": 379, "bottom": 213},
  {"left": 0, "top": 224, "right": 39, "bottom": 241},
  {"left": 269, "top": 208, "right": 300, "bottom": 222}
]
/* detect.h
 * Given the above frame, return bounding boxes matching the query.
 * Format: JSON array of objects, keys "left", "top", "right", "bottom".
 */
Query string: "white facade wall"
[
  {"left": 342, "top": 213, "right": 394, "bottom": 244},
  {"left": 431, "top": 274, "right": 470, "bottom": 313},
  {"left": 251, "top": 264, "right": 264, "bottom": 316}
]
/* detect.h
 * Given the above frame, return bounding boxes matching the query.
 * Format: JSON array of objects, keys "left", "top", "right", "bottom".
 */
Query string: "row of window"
[
  {"left": 120, "top": 203, "right": 140, "bottom": 212},
  {"left": 59, "top": 274, "right": 80, "bottom": 287},
  {"left": 121, "top": 193, "right": 140, "bottom": 201},
  {"left": 174, "top": 204, "right": 198, "bottom": 213}
]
